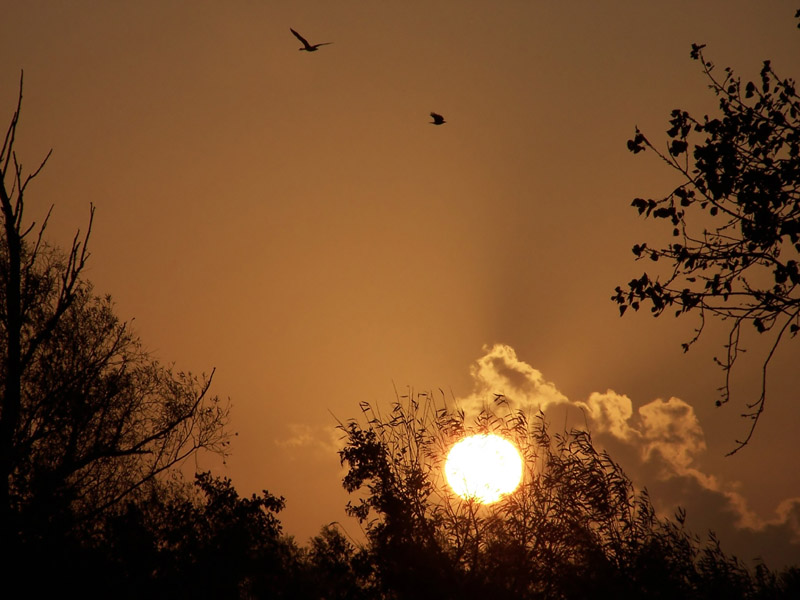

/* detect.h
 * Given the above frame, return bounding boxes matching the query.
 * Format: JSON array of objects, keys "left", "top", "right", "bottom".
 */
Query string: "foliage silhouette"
[
  {"left": 3, "top": 55, "right": 800, "bottom": 600},
  {"left": 0, "top": 73, "right": 230, "bottom": 592},
  {"left": 613, "top": 33, "right": 800, "bottom": 453},
  {"left": 0, "top": 71, "right": 376, "bottom": 600},
  {"left": 134, "top": 473, "right": 296, "bottom": 598},
  {"left": 338, "top": 391, "right": 800, "bottom": 599},
  {"left": 73, "top": 472, "right": 381, "bottom": 599}
]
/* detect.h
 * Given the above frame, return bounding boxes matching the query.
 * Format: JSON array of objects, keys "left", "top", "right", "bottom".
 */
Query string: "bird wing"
[
  {"left": 290, "top": 28, "right": 312, "bottom": 49},
  {"left": 430, "top": 112, "right": 444, "bottom": 123}
]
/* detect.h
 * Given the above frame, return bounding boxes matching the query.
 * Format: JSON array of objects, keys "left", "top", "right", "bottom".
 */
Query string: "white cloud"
[
  {"left": 460, "top": 343, "right": 568, "bottom": 414},
  {"left": 638, "top": 396, "right": 706, "bottom": 472},
  {"left": 274, "top": 423, "right": 343, "bottom": 457},
  {"left": 580, "top": 390, "right": 639, "bottom": 442},
  {"left": 460, "top": 343, "right": 800, "bottom": 566}
]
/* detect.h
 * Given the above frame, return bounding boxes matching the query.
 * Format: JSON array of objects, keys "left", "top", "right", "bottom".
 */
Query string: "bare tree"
[{"left": 0, "top": 73, "right": 230, "bottom": 548}]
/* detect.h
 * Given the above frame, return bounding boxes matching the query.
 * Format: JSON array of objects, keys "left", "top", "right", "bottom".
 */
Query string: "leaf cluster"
[{"left": 614, "top": 43, "right": 800, "bottom": 452}]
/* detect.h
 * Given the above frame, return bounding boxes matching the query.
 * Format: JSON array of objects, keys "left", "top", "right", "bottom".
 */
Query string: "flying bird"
[
  {"left": 430, "top": 112, "right": 446, "bottom": 125},
  {"left": 290, "top": 28, "right": 333, "bottom": 52}
]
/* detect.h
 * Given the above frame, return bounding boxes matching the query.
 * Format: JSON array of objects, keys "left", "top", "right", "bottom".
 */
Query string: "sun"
[{"left": 444, "top": 434, "right": 523, "bottom": 503}]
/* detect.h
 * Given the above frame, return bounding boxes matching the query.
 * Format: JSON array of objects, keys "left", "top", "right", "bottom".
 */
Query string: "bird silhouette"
[
  {"left": 430, "top": 112, "right": 446, "bottom": 125},
  {"left": 290, "top": 28, "right": 333, "bottom": 52}
]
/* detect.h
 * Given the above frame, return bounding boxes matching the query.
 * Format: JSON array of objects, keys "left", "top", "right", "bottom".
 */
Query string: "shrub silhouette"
[{"left": 338, "top": 392, "right": 800, "bottom": 599}]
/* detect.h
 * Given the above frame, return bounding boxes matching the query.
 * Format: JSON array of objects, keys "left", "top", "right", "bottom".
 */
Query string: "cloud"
[
  {"left": 461, "top": 343, "right": 568, "bottom": 414},
  {"left": 274, "top": 423, "right": 343, "bottom": 458},
  {"left": 460, "top": 343, "right": 800, "bottom": 567},
  {"left": 638, "top": 396, "right": 707, "bottom": 472},
  {"left": 581, "top": 390, "right": 639, "bottom": 442}
]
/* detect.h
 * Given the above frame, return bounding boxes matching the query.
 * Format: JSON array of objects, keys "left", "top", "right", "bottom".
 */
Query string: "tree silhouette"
[
  {"left": 613, "top": 31, "right": 800, "bottom": 453},
  {"left": 301, "top": 524, "right": 375, "bottom": 600},
  {"left": 338, "top": 392, "right": 800, "bottom": 599},
  {"left": 0, "top": 74, "right": 230, "bottom": 590},
  {"left": 150, "top": 473, "right": 295, "bottom": 598},
  {"left": 37, "top": 472, "right": 299, "bottom": 599}
]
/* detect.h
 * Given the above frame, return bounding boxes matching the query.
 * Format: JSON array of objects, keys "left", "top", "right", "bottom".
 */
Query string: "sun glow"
[{"left": 444, "top": 434, "right": 523, "bottom": 503}]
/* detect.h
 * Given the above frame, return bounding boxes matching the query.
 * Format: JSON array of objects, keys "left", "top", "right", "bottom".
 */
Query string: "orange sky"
[{"left": 3, "top": 1, "right": 799, "bottom": 567}]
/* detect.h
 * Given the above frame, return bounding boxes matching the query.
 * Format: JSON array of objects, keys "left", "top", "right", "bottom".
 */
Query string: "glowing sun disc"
[{"left": 445, "top": 434, "right": 523, "bottom": 503}]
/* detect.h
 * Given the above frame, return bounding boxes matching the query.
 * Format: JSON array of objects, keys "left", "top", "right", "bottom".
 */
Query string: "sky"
[{"left": 2, "top": 0, "right": 799, "bottom": 568}]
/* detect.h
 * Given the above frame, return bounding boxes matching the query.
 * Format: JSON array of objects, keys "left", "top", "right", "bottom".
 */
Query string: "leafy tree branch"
[{"left": 614, "top": 39, "right": 800, "bottom": 454}]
